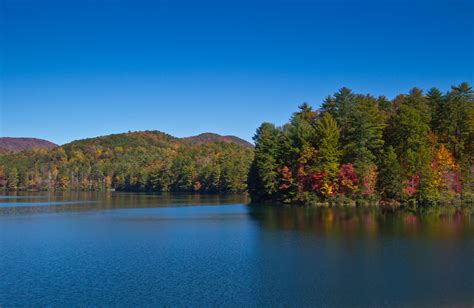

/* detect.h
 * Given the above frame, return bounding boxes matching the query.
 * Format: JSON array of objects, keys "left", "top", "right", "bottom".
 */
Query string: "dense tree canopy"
[
  {"left": 249, "top": 83, "right": 474, "bottom": 206},
  {"left": 0, "top": 131, "right": 253, "bottom": 193}
]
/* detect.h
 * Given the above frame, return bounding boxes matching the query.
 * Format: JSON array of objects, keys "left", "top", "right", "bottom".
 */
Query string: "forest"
[
  {"left": 1, "top": 83, "right": 473, "bottom": 207},
  {"left": 0, "top": 131, "right": 253, "bottom": 193},
  {"left": 248, "top": 83, "right": 473, "bottom": 206}
]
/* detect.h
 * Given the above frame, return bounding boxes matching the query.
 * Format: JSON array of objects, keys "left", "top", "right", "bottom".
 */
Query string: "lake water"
[{"left": 1, "top": 193, "right": 473, "bottom": 306}]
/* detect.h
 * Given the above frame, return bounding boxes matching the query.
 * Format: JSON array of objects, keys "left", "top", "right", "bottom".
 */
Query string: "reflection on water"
[
  {"left": 0, "top": 201, "right": 98, "bottom": 207},
  {"left": 0, "top": 195, "right": 50, "bottom": 199},
  {"left": 248, "top": 205, "right": 473, "bottom": 240},
  {"left": 0, "top": 192, "right": 248, "bottom": 215},
  {"left": 0, "top": 192, "right": 473, "bottom": 306}
]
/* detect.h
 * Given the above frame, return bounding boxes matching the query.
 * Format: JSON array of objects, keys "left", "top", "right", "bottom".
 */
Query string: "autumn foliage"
[{"left": 249, "top": 83, "right": 473, "bottom": 206}]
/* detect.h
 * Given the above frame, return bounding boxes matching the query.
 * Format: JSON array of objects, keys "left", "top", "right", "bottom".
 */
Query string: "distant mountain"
[
  {"left": 182, "top": 133, "right": 253, "bottom": 148},
  {"left": 0, "top": 137, "right": 57, "bottom": 152}
]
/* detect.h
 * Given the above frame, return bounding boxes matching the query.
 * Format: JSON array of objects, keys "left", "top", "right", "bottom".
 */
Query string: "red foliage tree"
[
  {"left": 403, "top": 175, "right": 420, "bottom": 197},
  {"left": 337, "top": 163, "right": 358, "bottom": 195}
]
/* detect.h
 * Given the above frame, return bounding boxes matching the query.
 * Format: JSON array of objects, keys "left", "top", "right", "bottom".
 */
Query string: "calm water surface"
[{"left": 0, "top": 193, "right": 473, "bottom": 306}]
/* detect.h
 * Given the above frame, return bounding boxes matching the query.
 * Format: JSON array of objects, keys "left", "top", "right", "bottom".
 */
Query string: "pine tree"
[
  {"left": 445, "top": 82, "right": 473, "bottom": 160},
  {"left": 404, "top": 87, "right": 431, "bottom": 126},
  {"left": 248, "top": 123, "right": 281, "bottom": 200},
  {"left": 426, "top": 87, "right": 446, "bottom": 138},
  {"left": 287, "top": 103, "right": 317, "bottom": 150},
  {"left": 344, "top": 94, "right": 385, "bottom": 168}
]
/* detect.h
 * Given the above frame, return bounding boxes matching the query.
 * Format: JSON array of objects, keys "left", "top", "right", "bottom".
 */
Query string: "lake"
[{"left": 0, "top": 193, "right": 473, "bottom": 306}]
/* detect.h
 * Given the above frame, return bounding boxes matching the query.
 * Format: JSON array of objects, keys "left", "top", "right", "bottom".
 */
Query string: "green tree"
[
  {"left": 248, "top": 123, "right": 280, "bottom": 200},
  {"left": 344, "top": 94, "right": 385, "bottom": 168},
  {"left": 416, "top": 145, "right": 440, "bottom": 204},
  {"left": 386, "top": 104, "right": 430, "bottom": 163},
  {"left": 377, "top": 146, "right": 403, "bottom": 200},
  {"left": 314, "top": 112, "right": 341, "bottom": 177},
  {"left": 445, "top": 82, "right": 473, "bottom": 160},
  {"left": 321, "top": 87, "right": 356, "bottom": 141},
  {"left": 445, "top": 83, "right": 474, "bottom": 197},
  {"left": 404, "top": 87, "right": 431, "bottom": 126},
  {"left": 286, "top": 103, "right": 317, "bottom": 150},
  {"left": 426, "top": 87, "right": 446, "bottom": 138}
]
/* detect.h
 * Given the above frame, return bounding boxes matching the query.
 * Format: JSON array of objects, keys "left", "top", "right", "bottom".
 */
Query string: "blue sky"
[{"left": 1, "top": 0, "right": 473, "bottom": 145}]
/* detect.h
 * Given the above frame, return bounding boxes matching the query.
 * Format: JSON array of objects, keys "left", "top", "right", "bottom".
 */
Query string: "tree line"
[
  {"left": 248, "top": 83, "right": 473, "bottom": 206},
  {"left": 0, "top": 131, "right": 253, "bottom": 193}
]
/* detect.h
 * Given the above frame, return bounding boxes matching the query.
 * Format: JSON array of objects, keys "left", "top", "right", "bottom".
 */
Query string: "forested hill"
[
  {"left": 0, "top": 137, "right": 57, "bottom": 152},
  {"left": 60, "top": 131, "right": 253, "bottom": 150},
  {"left": 61, "top": 131, "right": 178, "bottom": 150},
  {"left": 0, "top": 130, "right": 254, "bottom": 193}
]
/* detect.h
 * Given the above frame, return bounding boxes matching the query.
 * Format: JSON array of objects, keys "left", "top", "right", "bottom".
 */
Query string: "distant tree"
[{"left": 6, "top": 168, "right": 19, "bottom": 191}]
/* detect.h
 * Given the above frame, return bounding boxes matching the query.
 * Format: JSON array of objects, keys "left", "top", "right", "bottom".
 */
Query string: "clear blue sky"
[{"left": 1, "top": 0, "right": 473, "bottom": 145}]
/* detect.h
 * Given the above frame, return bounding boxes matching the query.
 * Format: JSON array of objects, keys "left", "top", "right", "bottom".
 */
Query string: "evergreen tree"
[
  {"left": 445, "top": 82, "right": 473, "bottom": 160},
  {"left": 426, "top": 87, "right": 446, "bottom": 138},
  {"left": 386, "top": 104, "right": 430, "bottom": 163},
  {"left": 344, "top": 94, "right": 385, "bottom": 168},
  {"left": 377, "top": 95, "right": 392, "bottom": 115},
  {"left": 287, "top": 103, "right": 317, "bottom": 150},
  {"left": 377, "top": 146, "right": 403, "bottom": 200},
  {"left": 404, "top": 87, "right": 431, "bottom": 126},
  {"left": 248, "top": 123, "right": 281, "bottom": 199},
  {"left": 321, "top": 88, "right": 356, "bottom": 141}
]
